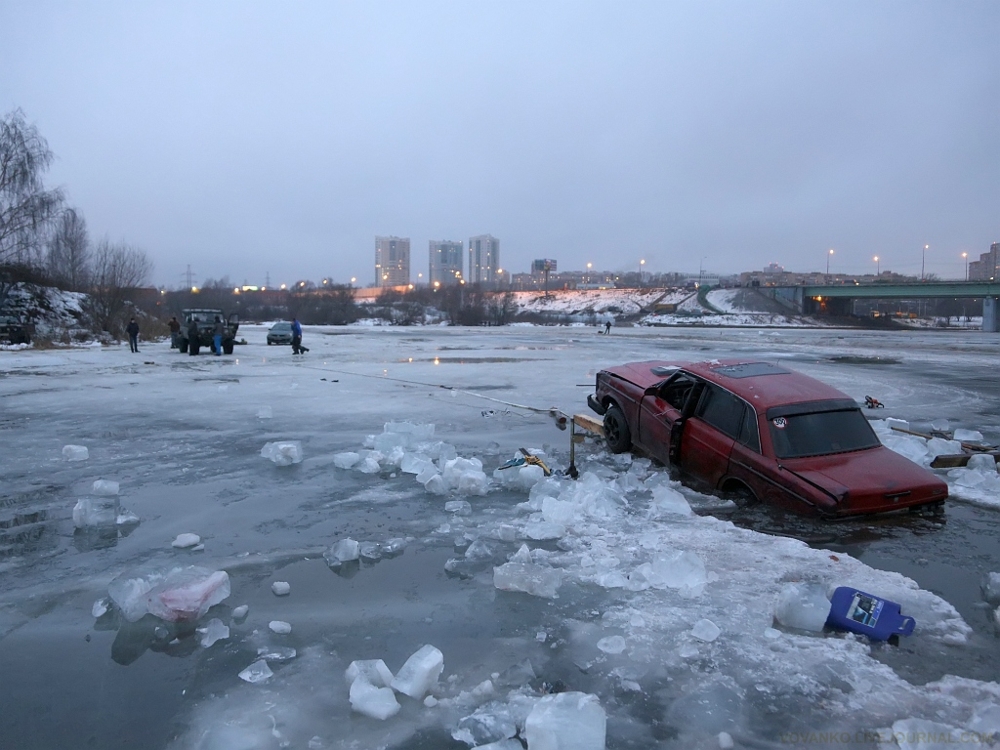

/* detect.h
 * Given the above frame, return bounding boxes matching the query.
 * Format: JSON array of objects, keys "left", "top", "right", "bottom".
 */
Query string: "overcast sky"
[{"left": 2, "top": 1, "right": 998, "bottom": 288}]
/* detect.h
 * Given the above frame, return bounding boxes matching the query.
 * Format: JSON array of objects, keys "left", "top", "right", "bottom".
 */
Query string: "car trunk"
[{"left": 779, "top": 446, "right": 947, "bottom": 516}]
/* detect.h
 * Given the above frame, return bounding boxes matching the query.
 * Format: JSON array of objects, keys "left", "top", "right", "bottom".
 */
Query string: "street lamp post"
[
  {"left": 826, "top": 249, "right": 834, "bottom": 276},
  {"left": 873, "top": 256, "right": 879, "bottom": 276},
  {"left": 586, "top": 262, "right": 592, "bottom": 286},
  {"left": 639, "top": 259, "right": 645, "bottom": 288},
  {"left": 921, "top": 245, "right": 928, "bottom": 280},
  {"left": 962, "top": 252, "right": 968, "bottom": 281}
]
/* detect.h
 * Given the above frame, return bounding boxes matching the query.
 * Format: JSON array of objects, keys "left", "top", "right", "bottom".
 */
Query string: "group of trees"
[
  {"left": 0, "top": 109, "right": 153, "bottom": 335},
  {"left": 374, "top": 285, "right": 518, "bottom": 326}
]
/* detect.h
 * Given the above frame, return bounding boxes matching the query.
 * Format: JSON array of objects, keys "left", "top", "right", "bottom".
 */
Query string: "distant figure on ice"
[
  {"left": 604, "top": 320, "right": 612, "bottom": 335},
  {"left": 212, "top": 316, "right": 224, "bottom": 356},
  {"left": 291, "top": 317, "right": 309, "bottom": 355},
  {"left": 168, "top": 316, "right": 181, "bottom": 348},
  {"left": 126, "top": 317, "right": 140, "bottom": 353}
]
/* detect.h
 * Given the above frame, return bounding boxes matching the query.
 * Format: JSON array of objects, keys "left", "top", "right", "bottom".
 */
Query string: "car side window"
[
  {"left": 660, "top": 374, "right": 697, "bottom": 411},
  {"left": 737, "top": 405, "right": 761, "bottom": 453},
  {"left": 695, "top": 384, "right": 744, "bottom": 439}
]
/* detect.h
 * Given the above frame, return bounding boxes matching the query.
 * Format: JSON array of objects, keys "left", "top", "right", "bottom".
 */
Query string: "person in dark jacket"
[
  {"left": 212, "top": 316, "right": 224, "bottom": 356},
  {"left": 168, "top": 316, "right": 181, "bottom": 348},
  {"left": 291, "top": 318, "right": 309, "bottom": 355},
  {"left": 126, "top": 317, "right": 140, "bottom": 353}
]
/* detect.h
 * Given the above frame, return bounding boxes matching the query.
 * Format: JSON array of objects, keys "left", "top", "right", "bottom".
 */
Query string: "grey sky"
[{"left": 2, "top": 1, "right": 998, "bottom": 288}]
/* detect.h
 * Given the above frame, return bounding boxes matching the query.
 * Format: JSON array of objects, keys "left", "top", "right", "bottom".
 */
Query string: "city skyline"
[{"left": 5, "top": 3, "right": 995, "bottom": 288}]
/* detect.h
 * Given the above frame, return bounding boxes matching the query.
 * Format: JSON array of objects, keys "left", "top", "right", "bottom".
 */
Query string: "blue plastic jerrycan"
[{"left": 826, "top": 586, "right": 916, "bottom": 641}]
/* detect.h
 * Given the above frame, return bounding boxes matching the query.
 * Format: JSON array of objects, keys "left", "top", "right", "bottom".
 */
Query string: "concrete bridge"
[{"left": 762, "top": 281, "right": 1000, "bottom": 331}]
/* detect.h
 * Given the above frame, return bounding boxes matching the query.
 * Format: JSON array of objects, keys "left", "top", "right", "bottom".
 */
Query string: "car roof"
[{"left": 608, "top": 359, "right": 851, "bottom": 412}]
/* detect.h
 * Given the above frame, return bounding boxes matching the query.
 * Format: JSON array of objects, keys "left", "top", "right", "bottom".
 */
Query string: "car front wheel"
[{"left": 603, "top": 405, "right": 631, "bottom": 453}]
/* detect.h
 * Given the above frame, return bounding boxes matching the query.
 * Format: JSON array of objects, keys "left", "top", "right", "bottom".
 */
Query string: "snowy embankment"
[
  {"left": 513, "top": 288, "right": 665, "bottom": 319},
  {"left": 876, "top": 419, "right": 1000, "bottom": 510},
  {"left": 0, "top": 282, "right": 91, "bottom": 348}
]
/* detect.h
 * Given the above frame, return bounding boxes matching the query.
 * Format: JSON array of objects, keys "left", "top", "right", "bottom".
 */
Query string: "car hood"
[
  {"left": 605, "top": 361, "right": 679, "bottom": 390},
  {"left": 779, "top": 446, "right": 947, "bottom": 515}
]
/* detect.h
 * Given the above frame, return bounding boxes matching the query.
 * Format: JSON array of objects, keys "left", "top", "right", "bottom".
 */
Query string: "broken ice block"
[
  {"left": 232, "top": 604, "right": 249, "bottom": 620},
  {"left": 73, "top": 497, "right": 119, "bottom": 528},
  {"left": 271, "top": 581, "right": 291, "bottom": 596},
  {"left": 258, "top": 646, "right": 296, "bottom": 662},
  {"left": 453, "top": 701, "right": 518, "bottom": 746},
  {"left": 92, "top": 480, "right": 119, "bottom": 496},
  {"left": 954, "top": 428, "right": 985, "bottom": 442},
  {"left": 62, "top": 445, "right": 89, "bottom": 461},
  {"left": 92, "top": 598, "right": 109, "bottom": 618},
  {"left": 691, "top": 619, "right": 721, "bottom": 643},
  {"left": 400, "top": 453, "right": 434, "bottom": 475},
  {"left": 423, "top": 474, "right": 447, "bottom": 495},
  {"left": 269, "top": 620, "right": 291, "bottom": 634},
  {"left": 493, "top": 562, "right": 562, "bottom": 599},
  {"left": 390, "top": 644, "right": 444, "bottom": 700},
  {"left": 357, "top": 456, "right": 381, "bottom": 474},
  {"left": 333, "top": 452, "right": 361, "bottom": 469},
  {"left": 774, "top": 582, "right": 831, "bottom": 632},
  {"left": 445, "top": 500, "right": 472, "bottom": 515},
  {"left": 639, "top": 550, "right": 708, "bottom": 591},
  {"left": 260, "top": 441, "right": 303, "bottom": 466},
  {"left": 172, "top": 533, "right": 201, "bottom": 549},
  {"left": 325, "top": 538, "right": 360, "bottom": 565},
  {"left": 349, "top": 677, "right": 401, "bottom": 720},
  {"left": 926, "top": 437, "right": 961, "bottom": 457},
  {"left": 983, "top": 572, "right": 1000, "bottom": 604},
  {"left": 596, "top": 635, "right": 626, "bottom": 654},
  {"left": 524, "top": 692, "right": 606, "bottom": 750},
  {"left": 146, "top": 569, "right": 231, "bottom": 622},
  {"left": 256, "top": 406, "right": 273, "bottom": 419},
  {"left": 382, "top": 538, "right": 406, "bottom": 557},
  {"left": 967, "top": 453, "right": 998, "bottom": 472},
  {"left": 359, "top": 541, "right": 382, "bottom": 561},
  {"left": 650, "top": 485, "right": 692, "bottom": 516},
  {"left": 345, "top": 659, "right": 394, "bottom": 688},
  {"left": 239, "top": 659, "right": 273, "bottom": 683},
  {"left": 197, "top": 618, "right": 230, "bottom": 647}
]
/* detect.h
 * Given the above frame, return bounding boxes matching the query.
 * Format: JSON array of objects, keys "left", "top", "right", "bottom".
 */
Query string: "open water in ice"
[{"left": 2, "top": 323, "right": 1000, "bottom": 749}]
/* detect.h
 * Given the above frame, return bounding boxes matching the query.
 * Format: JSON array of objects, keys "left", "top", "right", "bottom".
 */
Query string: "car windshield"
[
  {"left": 270, "top": 323, "right": 292, "bottom": 331},
  {"left": 768, "top": 409, "right": 880, "bottom": 458}
]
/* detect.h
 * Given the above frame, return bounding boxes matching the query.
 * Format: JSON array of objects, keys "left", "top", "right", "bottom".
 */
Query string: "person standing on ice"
[
  {"left": 126, "top": 317, "right": 140, "bottom": 353},
  {"left": 604, "top": 320, "right": 612, "bottom": 334},
  {"left": 187, "top": 318, "right": 199, "bottom": 356},
  {"left": 291, "top": 317, "right": 309, "bottom": 355},
  {"left": 168, "top": 316, "right": 181, "bottom": 348},
  {"left": 212, "top": 316, "right": 224, "bottom": 356}
]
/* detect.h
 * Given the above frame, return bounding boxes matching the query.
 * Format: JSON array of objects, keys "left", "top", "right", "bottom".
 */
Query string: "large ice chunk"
[
  {"left": 453, "top": 701, "right": 518, "bottom": 746},
  {"left": 926, "top": 437, "right": 961, "bottom": 458},
  {"left": 197, "top": 618, "right": 230, "bottom": 647},
  {"left": 390, "top": 644, "right": 444, "bottom": 700},
  {"left": 172, "top": 533, "right": 201, "bottom": 549},
  {"left": 774, "top": 582, "right": 831, "bottom": 632},
  {"left": 349, "top": 677, "right": 401, "bottom": 720},
  {"left": 953, "top": 428, "right": 985, "bottom": 443},
  {"left": 493, "top": 560, "right": 563, "bottom": 599},
  {"left": 324, "top": 538, "right": 360, "bottom": 566},
  {"left": 62, "top": 445, "right": 89, "bottom": 461},
  {"left": 345, "top": 659, "right": 394, "bottom": 688},
  {"left": 92, "top": 479, "right": 120, "bottom": 496},
  {"left": 73, "top": 497, "right": 120, "bottom": 528},
  {"left": 261, "top": 441, "right": 303, "bottom": 466},
  {"left": 967, "top": 453, "right": 998, "bottom": 472},
  {"left": 635, "top": 551, "right": 708, "bottom": 591},
  {"left": 333, "top": 452, "right": 361, "bottom": 469},
  {"left": 108, "top": 566, "right": 230, "bottom": 623},
  {"left": 691, "top": 618, "right": 721, "bottom": 642},
  {"left": 524, "top": 691, "right": 606, "bottom": 750},
  {"left": 650, "top": 485, "right": 692, "bottom": 517}
]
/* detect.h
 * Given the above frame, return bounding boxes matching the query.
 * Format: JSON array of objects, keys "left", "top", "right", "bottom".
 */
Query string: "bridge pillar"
[{"left": 983, "top": 298, "right": 1000, "bottom": 332}]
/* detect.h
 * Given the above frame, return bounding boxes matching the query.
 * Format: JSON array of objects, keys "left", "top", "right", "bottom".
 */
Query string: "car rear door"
[
  {"left": 678, "top": 384, "right": 742, "bottom": 490},
  {"left": 637, "top": 373, "right": 699, "bottom": 464}
]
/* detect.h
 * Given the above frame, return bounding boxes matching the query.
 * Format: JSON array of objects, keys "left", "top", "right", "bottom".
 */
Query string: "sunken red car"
[{"left": 588, "top": 360, "right": 947, "bottom": 517}]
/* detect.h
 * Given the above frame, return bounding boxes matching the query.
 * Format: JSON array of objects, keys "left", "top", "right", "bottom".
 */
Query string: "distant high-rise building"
[
  {"left": 375, "top": 236, "right": 410, "bottom": 287},
  {"left": 969, "top": 242, "right": 1000, "bottom": 281},
  {"left": 429, "top": 240, "right": 463, "bottom": 286},
  {"left": 468, "top": 234, "right": 500, "bottom": 284}
]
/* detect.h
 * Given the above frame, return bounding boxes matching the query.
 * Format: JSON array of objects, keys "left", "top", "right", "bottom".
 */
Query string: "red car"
[{"left": 588, "top": 360, "right": 947, "bottom": 517}]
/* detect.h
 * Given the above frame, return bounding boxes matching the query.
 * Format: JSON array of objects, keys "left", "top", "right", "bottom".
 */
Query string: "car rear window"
[{"left": 768, "top": 409, "right": 880, "bottom": 458}]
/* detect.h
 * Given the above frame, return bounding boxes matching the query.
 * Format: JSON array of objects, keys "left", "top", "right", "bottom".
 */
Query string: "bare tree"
[
  {"left": 0, "top": 109, "right": 63, "bottom": 266},
  {"left": 87, "top": 239, "right": 153, "bottom": 335},
  {"left": 47, "top": 207, "right": 90, "bottom": 291}
]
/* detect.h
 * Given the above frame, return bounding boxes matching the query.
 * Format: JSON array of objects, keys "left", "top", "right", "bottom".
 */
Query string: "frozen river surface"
[{"left": 2, "top": 324, "right": 1000, "bottom": 749}]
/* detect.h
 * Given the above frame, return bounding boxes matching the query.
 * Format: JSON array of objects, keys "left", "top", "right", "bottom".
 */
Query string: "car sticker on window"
[{"left": 772, "top": 417, "right": 787, "bottom": 429}]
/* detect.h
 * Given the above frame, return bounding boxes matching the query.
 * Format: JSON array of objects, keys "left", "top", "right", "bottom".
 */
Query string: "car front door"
[
  {"left": 637, "top": 373, "right": 699, "bottom": 464},
  {"left": 678, "top": 384, "right": 742, "bottom": 490}
]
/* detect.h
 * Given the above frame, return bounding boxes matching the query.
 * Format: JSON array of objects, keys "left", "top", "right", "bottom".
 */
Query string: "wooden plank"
[
  {"left": 890, "top": 425, "right": 995, "bottom": 453},
  {"left": 573, "top": 413, "right": 605, "bottom": 437},
  {"left": 930, "top": 452, "right": 1000, "bottom": 469}
]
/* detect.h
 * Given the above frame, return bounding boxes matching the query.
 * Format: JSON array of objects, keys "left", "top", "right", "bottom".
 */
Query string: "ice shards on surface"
[
  {"left": 524, "top": 692, "right": 606, "bottom": 750},
  {"left": 596, "top": 635, "right": 626, "bottom": 654},
  {"left": 62, "top": 444, "right": 89, "bottom": 461},
  {"left": 333, "top": 452, "right": 361, "bottom": 469},
  {"left": 239, "top": 660, "right": 273, "bottom": 684},
  {"left": 453, "top": 701, "right": 518, "bottom": 746},
  {"left": 349, "top": 676, "right": 401, "bottom": 720},
  {"left": 72, "top": 497, "right": 119, "bottom": 528},
  {"left": 345, "top": 659, "right": 394, "bottom": 688},
  {"left": 649, "top": 485, "right": 692, "bottom": 517},
  {"left": 631, "top": 550, "right": 708, "bottom": 593},
  {"left": 494, "top": 546, "right": 563, "bottom": 599},
  {"left": 172, "top": 533, "right": 201, "bottom": 548},
  {"left": 92, "top": 479, "right": 119, "bottom": 496},
  {"left": 108, "top": 566, "right": 230, "bottom": 623},
  {"left": 691, "top": 618, "right": 722, "bottom": 643},
  {"left": 197, "top": 618, "right": 229, "bottom": 647},
  {"left": 324, "top": 538, "right": 360, "bottom": 567},
  {"left": 774, "top": 582, "right": 831, "bottom": 632},
  {"left": 260, "top": 441, "right": 303, "bottom": 466},
  {"left": 390, "top": 644, "right": 444, "bottom": 700}
]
